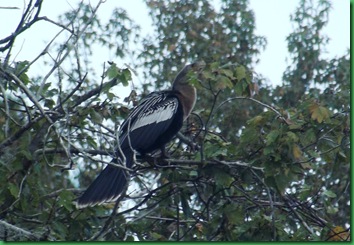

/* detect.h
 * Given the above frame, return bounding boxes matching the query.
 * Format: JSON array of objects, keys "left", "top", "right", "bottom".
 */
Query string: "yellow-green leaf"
[
  {"left": 309, "top": 103, "right": 331, "bottom": 123},
  {"left": 292, "top": 144, "right": 302, "bottom": 160},
  {"left": 247, "top": 115, "right": 264, "bottom": 126}
]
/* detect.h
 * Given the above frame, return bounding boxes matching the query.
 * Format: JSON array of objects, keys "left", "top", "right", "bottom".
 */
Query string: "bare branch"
[
  {"left": 0, "top": 84, "right": 10, "bottom": 137},
  {"left": 0, "top": 6, "right": 20, "bottom": 10},
  {"left": 0, "top": 220, "right": 40, "bottom": 241},
  {"left": 38, "top": 0, "right": 105, "bottom": 94},
  {"left": 38, "top": 16, "right": 74, "bottom": 34}
]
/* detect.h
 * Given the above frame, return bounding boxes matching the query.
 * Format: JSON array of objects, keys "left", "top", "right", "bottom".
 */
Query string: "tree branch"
[
  {"left": 216, "top": 96, "right": 289, "bottom": 124},
  {"left": 0, "top": 220, "right": 40, "bottom": 241},
  {"left": 5, "top": 71, "right": 53, "bottom": 124}
]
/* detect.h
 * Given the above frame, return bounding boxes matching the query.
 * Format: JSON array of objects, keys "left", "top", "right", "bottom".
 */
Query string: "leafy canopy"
[{"left": 0, "top": 0, "right": 350, "bottom": 241}]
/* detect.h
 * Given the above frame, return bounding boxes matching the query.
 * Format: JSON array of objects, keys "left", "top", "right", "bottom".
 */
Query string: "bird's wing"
[
  {"left": 76, "top": 93, "right": 181, "bottom": 208},
  {"left": 119, "top": 91, "right": 169, "bottom": 131},
  {"left": 118, "top": 91, "right": 182, "bottom": 154}
]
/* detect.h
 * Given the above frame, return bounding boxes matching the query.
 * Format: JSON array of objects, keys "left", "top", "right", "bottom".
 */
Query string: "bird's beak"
[{"left": 190, "top": 60, "right": 206, "bottom": 73}]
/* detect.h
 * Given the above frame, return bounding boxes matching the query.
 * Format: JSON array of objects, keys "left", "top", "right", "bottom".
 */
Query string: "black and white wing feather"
[{"left": 119, "top": 91, "right": 183, "bottom": 154}]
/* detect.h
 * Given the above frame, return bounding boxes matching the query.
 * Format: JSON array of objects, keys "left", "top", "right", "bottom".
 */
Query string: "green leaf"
[
  {"left": 214, "top": 170, "right": 233, "bottom": 188},
  {"left": 266, "top": 130, "right": 280, "bottom": 145},
  {"left": 15, "top": 61, "right": 30, "bottom": 84},
  {"left": 90, "top": 109, "right": 103, "bottom": 124},
  {"left": 216, "top": 75, "right": 233, "bottom": 90},
  {"left": 220, "top": 68, "right": 234, "bottom": 78},
  {"left": 326, "top": 206, "right": 338, "bottom": 214},
  {"left": 150, "top": 232, "right": 165, "bottom": 240},
  {"left": 286, "top": 131, "right": 299, "bottom": 143},
  {"left": 247, "top": 115, "right": 265, "bottom": 126},
  {"left": 239, "top": 127, "right": 259, "bottom": 145},
  {"left": 19, "top": 149, "right": 32, "bottom": 161},
  {"left": 288, "top": 123, "right": 303, "bottom": 130},
  {"left": 189, "top": 170, "right": 198, "bottom": 178},
  {"left": 19, "top": 73, "right": 30, "bottom": 85},
  {"left": 299, "top": 184, "right": 311, "bottom": 200},
  {"left": 274, "top": 173, "right": 289, "bottom": 194},
  {"left": 300, "top": 161, "right": 312, "bottom": 170},
  {"left": 44, "top": 98, "right": 55, "bottom": 109},
  {"left": 106, "top": 64, "right": 132, "bottom": 87},
  {"left": 15, "top": 60, "right": 29, "bottom": 73},
  {"left": 106, "top": 62, "right": 120, "bottom": 79},
  {"left": 207, "top": 145, "right": 228, "bottom": 157},
  {"left": 300, "top": 128, "right": 316, "bottom": 146},
  {"left": 126, "top": 235, "right": 135, "bottom": 241},
  {"left": 8, "top": 183, "right": 19, "bottom": 197},
  {"left": 202, "top": 70, "right": 215, "bottom": 80},
  {"left": 209, "top": 61, "right": 220, "bottom": 71},
  {"left": 41, "top": 82, "right": 52, "bottom": 93},
  {"left": 234, "top": 78, "right": 244, "bottom": 95},
  {"left": 323, "top": 190, "right": 337, "bottom": 198},
  {"left": 58, "top": 190, "right": 75, "bottom": 211},
  {"left": 224, "top": 204, "right": 242, "bottom": 225},
  {"left": 121, "top": 68, "right": 132, "bottom": 86},
  {"left": 107, "top": 92, "right": 115, "bottom": 101},
  {"left": 235, "top": 65, "right": 246, "bottom": 81},
  {"left": 52, "top": 221, "right": 68, "bottom": 238},
  {"left": 86, "top": 135, "right": 98, "bottom": 148},
  {"left": 263, "top": 146, "right": 274, "bottom": 156}
]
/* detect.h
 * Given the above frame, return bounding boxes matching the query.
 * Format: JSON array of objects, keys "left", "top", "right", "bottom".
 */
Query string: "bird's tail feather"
[{"left": 76, "top": 159, "right": 130, "bottom": 208}]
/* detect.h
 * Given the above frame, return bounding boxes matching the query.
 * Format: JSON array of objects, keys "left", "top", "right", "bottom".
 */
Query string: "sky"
[{"left": 0, "top": 0, "right": 350, "bottom": 89}]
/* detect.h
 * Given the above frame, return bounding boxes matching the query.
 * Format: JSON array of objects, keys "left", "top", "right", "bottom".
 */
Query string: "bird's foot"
[{"left": 160, "top": 147, "right": 171, "bottom": 159}]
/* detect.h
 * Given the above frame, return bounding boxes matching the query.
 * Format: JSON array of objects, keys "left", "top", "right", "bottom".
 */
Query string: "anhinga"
[{"left": 76, "top": 62, "right": 204, "bottom": 208}]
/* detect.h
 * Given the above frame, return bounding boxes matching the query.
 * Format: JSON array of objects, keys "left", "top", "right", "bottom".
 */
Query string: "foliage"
[
  {"left": 139, "top": 0, "right": 267, "bottom": 144},
  {"left": 0, "top": 0, "right": 350, "bottom": 242}
]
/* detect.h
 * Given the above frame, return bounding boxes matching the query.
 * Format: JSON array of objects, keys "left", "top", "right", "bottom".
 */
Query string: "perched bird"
[{"left": 76, "top": 62, "right": 204, "bottom": 208}]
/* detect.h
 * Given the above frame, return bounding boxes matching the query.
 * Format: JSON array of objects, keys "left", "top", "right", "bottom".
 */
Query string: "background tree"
[{"left": 0, "top": 0, "right": 350, "bottom": 241}]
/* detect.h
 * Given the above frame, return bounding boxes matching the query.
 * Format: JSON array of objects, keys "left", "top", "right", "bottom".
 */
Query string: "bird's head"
[{"left": 172, "top": 61, "right": 206, "bottom": 89}]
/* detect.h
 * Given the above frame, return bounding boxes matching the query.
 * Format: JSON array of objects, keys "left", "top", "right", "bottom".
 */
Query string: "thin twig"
[
  {"left": 250, "top": 168, "right": 276, "bottom": 241},
  {"left": 284, "top": 197, "right": 316, "bottom": 236},
  {"left": 5, "top": 71, "right": 53, "bottom": 124},
  {"left": 38, "top": 0, "right": 104, "bottom": 94},
  {"left": 216, "top": 96, "right": 289, "bottom": 124}
]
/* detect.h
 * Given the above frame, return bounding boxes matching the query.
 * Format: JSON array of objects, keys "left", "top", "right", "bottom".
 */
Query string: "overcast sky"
[{"left": 0, "top": 0, "right": 350, "bottom": 88}]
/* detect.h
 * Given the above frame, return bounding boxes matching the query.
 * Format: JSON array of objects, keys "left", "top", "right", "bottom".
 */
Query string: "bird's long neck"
[
  {"left": 173, "top": 83, "right": 197, "bottom": 120},
  {"left": 171, "top": 62, "right": 205, "bottom": 120}
]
